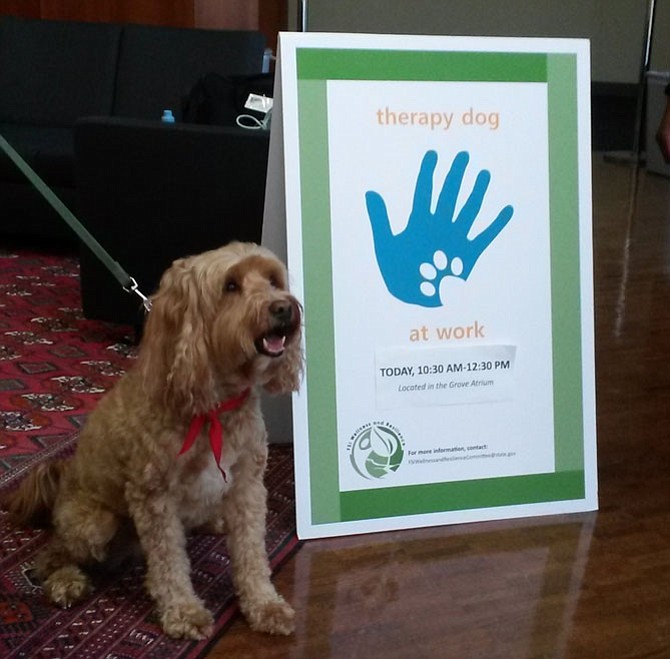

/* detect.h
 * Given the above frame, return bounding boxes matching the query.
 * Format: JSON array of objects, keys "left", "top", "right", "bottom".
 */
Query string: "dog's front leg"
[
  {"left": 222, "top": 449, "right": 295, "bottom": 635},
  {"left": 126, "top": 487, "right": 213, "bottom": 640}
]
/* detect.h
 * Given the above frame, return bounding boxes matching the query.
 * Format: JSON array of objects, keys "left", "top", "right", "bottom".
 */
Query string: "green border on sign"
[
  {"left": 296, "top": 48, "right": 584, "bottom": 525},
  {"left": 297, "top": 49, "right": 547, "bottom": 82}
]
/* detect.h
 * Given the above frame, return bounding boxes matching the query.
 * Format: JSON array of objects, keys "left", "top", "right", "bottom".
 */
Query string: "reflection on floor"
[{"left": 211, "top": 156, "right": 670, "bottom": 659}]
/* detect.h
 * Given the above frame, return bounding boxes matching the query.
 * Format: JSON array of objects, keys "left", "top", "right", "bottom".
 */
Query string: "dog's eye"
[
  {"left": 269, "top": 275, "right": 280, "bottom": 289},
  {"left": 224, "top": 279, "right": 239, "bottom": 293}
]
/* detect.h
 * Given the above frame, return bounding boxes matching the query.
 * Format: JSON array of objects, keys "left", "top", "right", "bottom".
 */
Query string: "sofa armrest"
[{"left": 74, "top": 116, "right": 270, "bottom": 325}]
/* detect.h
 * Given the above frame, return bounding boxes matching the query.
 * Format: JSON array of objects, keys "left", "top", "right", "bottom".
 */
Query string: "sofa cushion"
[
  {"left": 113, "top": 24, "right": 265, "bottom": 121},
  {"left": 0, "top": 124, "right": 74, "bottom": 187},
  {"left": 0, "top": 16, "right": 121, "bottom": 127}
]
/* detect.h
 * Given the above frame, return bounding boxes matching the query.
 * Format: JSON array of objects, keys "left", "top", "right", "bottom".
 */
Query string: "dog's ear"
[
  {"left": 262, "top": 335, "right": 304, "bottom": 395},
  {"left": 137, "top": 259, "right": 216, "bottom": 415}
]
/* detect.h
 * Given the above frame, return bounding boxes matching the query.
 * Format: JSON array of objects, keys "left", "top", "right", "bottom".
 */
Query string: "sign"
[{"left": 264, "top": 33, "right": 597, "bottom": 538}]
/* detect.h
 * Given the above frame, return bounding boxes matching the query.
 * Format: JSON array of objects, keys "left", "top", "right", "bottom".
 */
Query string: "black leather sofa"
[{"left": 0, "top": 15, "right": 267, "bottom": 244}]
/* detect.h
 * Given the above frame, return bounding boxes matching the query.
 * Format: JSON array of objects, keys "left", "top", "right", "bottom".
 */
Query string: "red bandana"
[{"left": 178, "top": 388, "right": 251, "bottom": 481}]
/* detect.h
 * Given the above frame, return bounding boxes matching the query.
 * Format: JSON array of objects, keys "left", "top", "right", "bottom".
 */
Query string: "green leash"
[{"left": 0, "top": 133, "right": 151, "bottom": 312}]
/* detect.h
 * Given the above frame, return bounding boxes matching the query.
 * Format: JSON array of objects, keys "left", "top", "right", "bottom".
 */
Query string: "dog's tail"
[{"left": 2, "top": 460, "right": 66, "bottom": 528}]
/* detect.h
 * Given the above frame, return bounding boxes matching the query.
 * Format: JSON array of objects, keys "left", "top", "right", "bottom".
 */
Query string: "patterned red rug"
[{"left": 0, "top": 245, "right": 299, "bottom": 657}]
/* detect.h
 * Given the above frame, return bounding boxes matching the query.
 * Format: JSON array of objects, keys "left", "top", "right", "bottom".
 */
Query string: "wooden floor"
[{"left": 209, "top": 156, "right": 670, "bottom": 658}]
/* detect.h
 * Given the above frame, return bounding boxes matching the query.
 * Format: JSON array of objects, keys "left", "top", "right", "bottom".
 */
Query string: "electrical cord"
[{"left": 236, "top": 109, "right": 272, "bottom": 130}]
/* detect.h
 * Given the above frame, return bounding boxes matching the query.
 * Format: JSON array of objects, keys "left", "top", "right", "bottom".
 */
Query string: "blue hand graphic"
[{"left": 366, "top": 150, "right": 514, "bottom": 307}]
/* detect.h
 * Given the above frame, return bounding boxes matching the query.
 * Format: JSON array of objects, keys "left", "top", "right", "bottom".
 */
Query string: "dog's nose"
[{"left": 270, "top": 300, "right": 293, "bottom": 324}]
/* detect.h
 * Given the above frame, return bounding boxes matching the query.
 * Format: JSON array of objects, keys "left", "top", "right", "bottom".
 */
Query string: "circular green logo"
[{"left": 349, "top": 423, "right": 404, "bottom": 480}]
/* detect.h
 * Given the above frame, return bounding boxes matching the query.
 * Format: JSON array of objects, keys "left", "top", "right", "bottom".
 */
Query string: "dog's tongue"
[{"left": 263, "top": 334, "right": 286, "bottom": 355}]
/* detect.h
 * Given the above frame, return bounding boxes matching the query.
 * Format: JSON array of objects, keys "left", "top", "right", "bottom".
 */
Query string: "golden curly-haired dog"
[{"left": 3, "top": 242, "right": 303, "bottom": 639}]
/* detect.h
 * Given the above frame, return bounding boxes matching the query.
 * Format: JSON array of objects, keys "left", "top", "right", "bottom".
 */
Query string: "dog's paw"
[
  {"left": 161, "top": 601, "right": 214, "bottom": 640},
  {"left": 245, "top": 597, "right": 295, "bottom": 635},
  {"left": 43, "top": 566, "right": 92, "bottom": 608}
]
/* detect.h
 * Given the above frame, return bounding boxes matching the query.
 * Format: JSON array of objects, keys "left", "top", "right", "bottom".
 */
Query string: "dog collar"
[{"left": 178, "top": 388, "right": 251, "bottom": 481}]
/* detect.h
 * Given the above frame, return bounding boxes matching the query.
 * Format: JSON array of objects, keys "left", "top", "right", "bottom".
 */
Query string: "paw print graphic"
[
  {"left": 418, "top": 250, "right": 464, "bottom": 299},
  {"left": 366, "top": 150, "right": 513, "bottom": 307}
]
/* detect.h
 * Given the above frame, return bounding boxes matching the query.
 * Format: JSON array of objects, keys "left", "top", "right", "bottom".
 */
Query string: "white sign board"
[{"left": 264, "top": 33, "right": 597, "bottom": 538}]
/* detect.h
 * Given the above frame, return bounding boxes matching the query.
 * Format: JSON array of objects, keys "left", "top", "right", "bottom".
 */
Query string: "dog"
[{"left": 2, "top": 242, "right": 303, "bottom": 639}]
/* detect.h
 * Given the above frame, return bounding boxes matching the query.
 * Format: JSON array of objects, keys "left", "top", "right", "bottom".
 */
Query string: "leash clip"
[{"left": 124, "top": 277, "right": 153, "bottom": 313}]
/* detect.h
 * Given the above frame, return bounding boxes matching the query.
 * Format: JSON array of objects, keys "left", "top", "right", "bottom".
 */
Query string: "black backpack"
[{"left": 182, "top": 72, "right": 274, "bottom": 126}]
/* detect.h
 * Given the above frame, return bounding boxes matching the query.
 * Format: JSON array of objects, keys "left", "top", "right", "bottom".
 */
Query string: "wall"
[
  {"left": 653, "top": 0, "right": 670, "bottom": 74},
  {"left": 0, "top": 0, "right": 290, "bottom": 52},
  {"left": 194, "top": 1, "right": 257, "bottom": 30},
  {"left": 0, "top": 0, "right": 261, "bottom": 30},
  {"left": 292, "top": 0, "right": 670, "bottom": 84},
  {"left": 0, "top": 0, "right": 40, "bottom": 18}
]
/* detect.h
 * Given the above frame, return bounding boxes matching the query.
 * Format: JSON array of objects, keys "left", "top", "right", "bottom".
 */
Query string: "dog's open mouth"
[
  {"left": 255, "top": 299, "right": 300, "bottom": 358},
  {"left": 256, "top": 333, "right": 288, "bottom": 358}
]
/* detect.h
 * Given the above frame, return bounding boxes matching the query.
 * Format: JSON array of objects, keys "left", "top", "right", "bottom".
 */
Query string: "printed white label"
[{"left": 376, "top": 344, "right": 516, "bottom": 408}]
